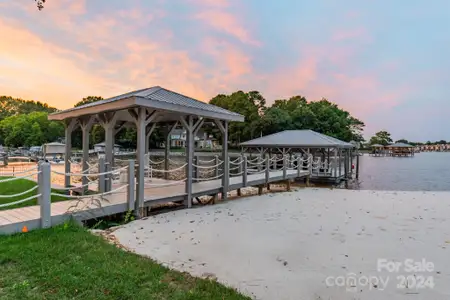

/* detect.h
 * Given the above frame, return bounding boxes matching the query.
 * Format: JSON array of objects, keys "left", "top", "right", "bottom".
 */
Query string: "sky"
[{"left": 0, "top": 0, "right": 449, "bottom": 142}]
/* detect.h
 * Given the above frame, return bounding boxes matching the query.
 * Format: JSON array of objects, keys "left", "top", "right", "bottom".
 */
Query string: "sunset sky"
[{"left": 0, "top": 0, "right": 449, "bottom": 141}]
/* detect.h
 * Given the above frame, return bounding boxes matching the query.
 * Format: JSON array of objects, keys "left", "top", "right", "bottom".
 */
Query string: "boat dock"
[{"left": 0, "top": 155, "right": 309, "bottom": 234}]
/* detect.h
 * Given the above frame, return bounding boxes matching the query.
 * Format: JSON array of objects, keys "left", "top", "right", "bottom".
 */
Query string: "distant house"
[
  {"left": 43, "top": 142, "right": 65, "bottom": 158},
  {"left": 94, "top": 142, "right": 121, "bottom": 154},
  {"left": 169, "top": 129, "right": 218, "bottom": 149}
]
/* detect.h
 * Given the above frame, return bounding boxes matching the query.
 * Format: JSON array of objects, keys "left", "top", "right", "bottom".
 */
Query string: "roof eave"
[
  {"left": 48, "top": 97, "right": 137, "bottom": 121},
  {"left": 240, "top": 143, "right": 353, "bottom": 149}
]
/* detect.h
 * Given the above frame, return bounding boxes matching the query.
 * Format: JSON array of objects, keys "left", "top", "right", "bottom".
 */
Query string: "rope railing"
[
  {"left": 193, "top": 173, "right": 223, "bottom": 181},
  {"left": 56, "top": 178, "right": 100, "bottom": 191},
  {"left": 229, "top": 157, "right": 241, "bottom": 163},
  {"left": 50, "top": 184, "right": 128, "bottom": 199},
  {"left": 150, "top": 163, "right": 187, "bottom": 173},
  {"left": 197, "top": 157, "right": 217, "bottom": 164},
  {"left": 51, "top": 165, "right": 128, "bottom": 177},
  {"left": 149, "top": 158, "right": 165, "bottom": 164},
  {"left": 229, "top": 158, "right": 242, "bottom": 166},
  {"left": 0, "top": 166, "right": 38, "bottom": 176},
  {"left": 0, "top": 185, "right": 39, "bottom": 198},
  {"left": 0, "top": 172, "right": 40, "bottom": 183},
  {"left": 0, "top": 194, "right": 41, "bottom": 208},
  {"left": 192, "top": 161, "right": 223, "bottom": 169}
]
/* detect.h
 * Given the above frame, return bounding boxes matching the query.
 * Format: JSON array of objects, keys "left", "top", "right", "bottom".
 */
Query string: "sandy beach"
[{"left": 111, "top": 188, "right": 450, "bottom": 300}]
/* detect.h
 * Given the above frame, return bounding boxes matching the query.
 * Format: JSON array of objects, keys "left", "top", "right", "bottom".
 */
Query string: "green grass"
[
  {"left": 0, "top": 223, "right": 249, "bottom": 300},
  {"left": 0, "top": 178, "right": 67, "bottom": 211}
]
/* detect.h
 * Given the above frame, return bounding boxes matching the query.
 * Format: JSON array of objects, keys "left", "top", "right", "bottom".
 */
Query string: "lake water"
[{"left": 353, "top": 152, "right": 450, "bottom": 191}]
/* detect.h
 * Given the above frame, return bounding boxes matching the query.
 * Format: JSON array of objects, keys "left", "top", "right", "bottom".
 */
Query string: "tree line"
[
  {"left": 0, "top": 92, "right": 365, "bottom": 148},
  {"left": 368, "top": 130, "right": 448, "bottom": 147}
]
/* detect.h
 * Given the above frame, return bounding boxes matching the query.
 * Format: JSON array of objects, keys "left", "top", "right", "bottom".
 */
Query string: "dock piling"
[{"left": 39, "top": 162, "right": 51, "bottom": 229}]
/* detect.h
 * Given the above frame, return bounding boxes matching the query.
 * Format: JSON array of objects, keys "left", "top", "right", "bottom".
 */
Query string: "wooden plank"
[
  {"left": 1, "top": 209, "right": 27, "bottom": 223},
  {"left": 0, "top": 215, "right": 13, "bottom": 226}
]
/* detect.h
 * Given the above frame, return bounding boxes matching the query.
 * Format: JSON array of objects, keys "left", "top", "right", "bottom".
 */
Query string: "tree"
[
  {"left": 264, "top": 96, "right": 365, "bottom": 142},
  {"left": 395, "top": 139, "right": 409, "bottom": 144},
  {"left": 0, "top": 112, "right": 64, "bottom": 147},
  {"left": 0, "top": 96, "right": 56, "bottom": 120},
  {"left": 369, "top": 131, "right": 392, "bottom": 146},
  {"left": 210, "top": 91, "right": 266, "bottom": 144},
  {"left": 74, "top": 96, "right": 104, "bottom": 108}
]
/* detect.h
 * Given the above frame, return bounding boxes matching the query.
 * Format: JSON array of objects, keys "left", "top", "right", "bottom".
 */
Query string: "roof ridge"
[{"left": 149, "top": 87, "right": 242, "bottom": 116}]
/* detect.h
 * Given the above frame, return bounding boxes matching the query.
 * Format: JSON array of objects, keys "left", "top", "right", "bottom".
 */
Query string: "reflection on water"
[{"left": 348, "top": 152, "right": 450, "bottom": 191}]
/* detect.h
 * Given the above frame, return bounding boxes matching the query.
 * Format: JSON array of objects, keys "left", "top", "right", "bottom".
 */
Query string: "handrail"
[
  {"left": 50, "top": 184, "right": 128, "bottom": 199},
  {"left": 0, "top": 194, "right": 41, "bottom": 208},
  {"left": 0, "top": 172, "right": 40, "bottom": 183},
  {"left": 0, "top": 185, "right": 39, "bottom": 198}
]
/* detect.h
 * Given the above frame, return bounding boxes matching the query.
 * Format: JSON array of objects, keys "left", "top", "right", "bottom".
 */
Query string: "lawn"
[
  {"left": 0, "top": 178, "right": 67, "bottom": 211},
  {"left": 0, "top": 223, "right": 249, "bottom": 300}
]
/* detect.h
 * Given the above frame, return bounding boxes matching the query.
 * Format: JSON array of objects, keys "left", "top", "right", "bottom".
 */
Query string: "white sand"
[{"left": 112, "top": 188, "right": 450, "bottom": 300}]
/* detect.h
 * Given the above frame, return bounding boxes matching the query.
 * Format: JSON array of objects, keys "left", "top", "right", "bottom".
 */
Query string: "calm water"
[{"left": 353, "top": 152, "right": 450, "bottom": 191}]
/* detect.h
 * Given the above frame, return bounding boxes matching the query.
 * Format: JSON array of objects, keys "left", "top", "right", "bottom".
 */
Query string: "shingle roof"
[
  {"left": 49, "top": 86, "right": 244, "bottom": 122},
  {"left": 240, "top": 130, "right": 354, "bottom": 148}
]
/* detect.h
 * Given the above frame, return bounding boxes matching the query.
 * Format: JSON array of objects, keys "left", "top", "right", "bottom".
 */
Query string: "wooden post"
[
  {"left": 338, "top": 149, "right": 342, "bottom": 177},
  {"left": 356, "top": 153, "right": 360, "bottom": 180},
  {"left": 80, "top": 116, "right": 94, "bottom": 195},
  {"left": 258, "top": 185, "right": 263, "bottom": 195},
  {"left": 265, "top": 154, "right": 270, "bottom": 183},
  {"left": 181, "top": 116, "right": 194, "bottom": 208},
  {"left": 164, "top": 125, "right": 171, "bottom": 180},
  {"left": 286, "top": 179, "right": 291, "bottom": 191},
  {"left": 272, "top": 154, "right": 277, "bottom": 171},
  {"left": 39, "top": 162, "right": 51, "bottom": 228},
  {"left": 215, "top": 120, "right": 229, "bottom": 200},
  {"left": 242, "top": 155, "right": 248, "bottom": 186},
  {"left": 344, "top": 150, "right": 349, "bottom": 179},
  {"left": 127, "top": 160, "right": 135, "bottom": 212},
  {"left": 283, "top": 155, "right": 287, "bottom": 179},
  {"left": 64, "top": 119, "right": 77, "bottom": 188},
  {"left": 135, "top": 108, "right": 146, "bottom": 216},
  {"left": 297, "top": 156, "right": 302, "bottom": 177},
  {"left": 98, "top": 156, "right": 105, "bottom": 193}
]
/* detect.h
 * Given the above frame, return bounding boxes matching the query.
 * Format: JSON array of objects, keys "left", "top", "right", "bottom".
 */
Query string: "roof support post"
[
  {"left": 98, "top": 112, "right": 118, "bottom": 192},
  {"left": 79, "top": 116, "right": 95, "bottom": 194},
  {"left": 135, "top": 108, "right": 146, "bottom": 217},
  {"left": 64, "top": 118, "right": 78, "bottom": 188},
  {"left": 338, "top": 149, "right": 342, "bottom": 177},
  {"left": 127, "top": 108, "right": 159, "bottom": 217},
  {"left": 180, "top": 116, "right": 197, "bottom": 208},
  {"left": 215, "top": 120, "right": 228, "bottom": 200}
]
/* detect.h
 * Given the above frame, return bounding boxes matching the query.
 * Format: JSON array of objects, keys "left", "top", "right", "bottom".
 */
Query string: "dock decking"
[{"left": 0, "top": 169, "right": 308, "bottom": 234}]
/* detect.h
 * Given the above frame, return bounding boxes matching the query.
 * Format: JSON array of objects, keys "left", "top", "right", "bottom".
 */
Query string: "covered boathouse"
[{"left": 240, "top": 130, "right": 356, "bottom": 183}]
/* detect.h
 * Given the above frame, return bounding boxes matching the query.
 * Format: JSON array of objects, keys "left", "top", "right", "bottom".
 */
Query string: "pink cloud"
[{"left": 195, "top": 10, "right": 260, "bottom": 46}]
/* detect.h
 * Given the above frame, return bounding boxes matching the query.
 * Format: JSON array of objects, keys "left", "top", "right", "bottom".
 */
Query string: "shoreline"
[{"left": 111, "top": 188, "right": 450, "bottom": 299}]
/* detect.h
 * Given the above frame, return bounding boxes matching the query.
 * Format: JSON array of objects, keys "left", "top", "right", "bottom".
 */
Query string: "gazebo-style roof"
[
  {"left": 49, "top": 86, "right": 244, "bottom": 122},
  {"left": 386, "top": 142, "right": 414, "bottom": 148},
  {"left": 48, "top": 86, "right": 244, "bottom": 214},
  {"left": 371, "top": 144, "right": 384, "bottom": 148},
  {"left": 240, "top": 130, "right": 354, "bottom": 149}
]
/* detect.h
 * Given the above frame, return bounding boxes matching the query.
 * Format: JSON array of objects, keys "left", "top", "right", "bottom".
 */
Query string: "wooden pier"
[{"left": 0, "top": 157, "right": 309, "bottom": 234}]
